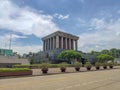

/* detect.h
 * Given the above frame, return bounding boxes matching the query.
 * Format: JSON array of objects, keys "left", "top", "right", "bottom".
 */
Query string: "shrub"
[
  {"left": 0, "top": 68, "right": 31, "bottom": 72},
  {"left": 39, "top": 63, "right": 50, "bottom": 69},
  {"left": 74, "top": 62, "right": 82, "bottom": 68},
  {"left": 108, "top": 62, "right": 114, "bottom": 66},
  {"left": 58, "top": 62, "right": 69, "bottom": 68},
  {"left": 49, "top": 64, "right": 59, "bottom": 68},
  {"left": 95, "top": 62, "right": 101, "bottom": 67},
  {"left": 85, "top": 62, "right": 92, "bottom": 68},
  {"left": 102, "top": 62, "right": 108, "bottom": 66}
]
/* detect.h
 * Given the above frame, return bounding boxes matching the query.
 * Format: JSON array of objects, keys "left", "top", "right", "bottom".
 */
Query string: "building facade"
[
  {"left": 42, "top": 31, "right": 79, "bottom": 51},
  {"left": 32, "top": 31, "right": 79, "bottom": 63},
  {"left": 0, "top": 49, "right": 13, "bottom": 56}
]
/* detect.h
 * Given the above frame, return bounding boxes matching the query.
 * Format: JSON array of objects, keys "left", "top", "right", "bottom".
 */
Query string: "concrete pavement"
[{"left": 0, "top": 68, "right": 120, "bottom": 90}]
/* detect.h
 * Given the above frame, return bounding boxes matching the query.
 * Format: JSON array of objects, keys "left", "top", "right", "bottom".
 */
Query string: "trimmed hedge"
[
  {"left": 13, "top": 64, "right": 74, "bottom": 68},
  {"left": 0, "top": 68, "right": 31, "bottom": 72}
]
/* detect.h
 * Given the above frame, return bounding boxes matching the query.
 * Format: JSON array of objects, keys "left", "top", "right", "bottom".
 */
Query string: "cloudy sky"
[{"left": 0, "top": 0, "right": 120, "bottom": 54}]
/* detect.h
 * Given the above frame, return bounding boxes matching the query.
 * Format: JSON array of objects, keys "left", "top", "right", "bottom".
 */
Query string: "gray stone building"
[
  {"left": 0, "top": 55, "right": 30, "bottom": 68},
  {"left": 42, "top": 31, "right": 79, "bottom": 51},
  {"left": 32, "top": 31, "right": 79, "bottom": 63}
]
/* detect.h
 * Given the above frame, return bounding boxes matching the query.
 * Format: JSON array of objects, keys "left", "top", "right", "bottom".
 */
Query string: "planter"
[
  {"left": 95, "top": 66, "right": 100, "bottom": 70},
  {"left": 75, "top": 67, "right": 80, "bottom": 71},
  {"left": 86, "top": 67, "right": 91, "bottom": 70},
  {"left": 0, "top": 70, "right": 32, "bottom": 77},
  {"left": 109, "top": 66, "right": 113, "bottom": 69},
  {"left": 41, "top": 68, "right": 48, "bottom": 74},
  {"left": 60, "top": 68, "right": 66, "bottom": 72},
  {"left": 103, "top": 66, "right": 107, "bottom": 69}
]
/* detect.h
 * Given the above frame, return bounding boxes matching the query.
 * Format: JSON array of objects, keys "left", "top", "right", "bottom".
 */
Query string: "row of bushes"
[
  {"left": 39, "top": 62, "right": 115, "bottom": 74},
  {"left": 13, "top": 63, "right": 74, "bottom": 68},
  {"left": 13, "top": 62, "right": 116, "bottom": 69},
  {"left": 0, "top": 62, "right": 115, "bottom": 75},
  {"left": 0, "top": 68, "right": 31, "bottom": 72}
]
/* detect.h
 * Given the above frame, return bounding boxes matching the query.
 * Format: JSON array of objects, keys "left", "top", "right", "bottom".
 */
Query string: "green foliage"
[
  {"left": 91, "top": 51, "right": 101, "bottom": 56},
  {"left": 30, "top": 59, "right": 34, "bottom": 64},
  {"left": 85, "top": 62, "right": 92, "bottom": 67},
  {"left": 13, "top": 64, "right": 38, "bottom": 68},
  {"left": 49, "top": 64, "right": 59, "bottom": 68},
  {"left": 58, "top": 50, "right": 82, "bottom": 61},
  {"left": 89, "top": 48, "right": 120, "bottom": 58},
  {"left": 13, "top": 63, "right": 74, "bottom": 68},
  {"left": 95, "top": 62, "right": 101, "bottom": 66},
  {"left": 97, "top": 54, "right": 114, "bottom": 63},
  {"left": 108, "top": 62, "right": 114, "bottom": 66},
  {"left": 0, "top": 68, "right": 31, "bottom": 72},
  {"left": 74, "top": 62, "right": 82, "bottom": 67},
  {"left": 58, "top": 62, "right": 69, "bottom": 68},
  {"left": 102, "top": 62, "right": 108, "bottom": 66},
  {"left": 101, "top": 50, "right": 109, "bottom": 54},
  {"left": 39, "top": 63, "right": 50, "bottom": 69}
]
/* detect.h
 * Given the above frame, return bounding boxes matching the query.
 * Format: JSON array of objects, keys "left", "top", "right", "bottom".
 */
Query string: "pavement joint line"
[
  {"left": 82, "top": 83, "right": 87, "bottom": 86},
  {"left": 74, "top": 84, "right": 81, "bottom": 87},
  {"left": 55, "top": 88, "right": 64, "bottom": 90},
  {"left": 65, "top": 86, "right": 73, "bottom": 89}
]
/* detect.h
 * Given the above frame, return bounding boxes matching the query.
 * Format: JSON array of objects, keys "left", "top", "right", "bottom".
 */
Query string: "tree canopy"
[
  {"left": 97, "top": 54, "right": 114, "bottom": 63},
  {"left": 58, "top": 50, "right": 82, "bottom": 63},
  {"left": 88, "top": 48, "right": 120, "bottom": 58}
]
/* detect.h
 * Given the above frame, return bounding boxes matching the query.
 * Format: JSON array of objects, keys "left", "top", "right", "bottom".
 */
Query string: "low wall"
[{"left": 0, "top": 70, "right": 32, "bottom": 77}]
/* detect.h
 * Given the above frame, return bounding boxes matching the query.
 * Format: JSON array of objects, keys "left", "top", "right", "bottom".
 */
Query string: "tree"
[
  {"left": 97, "top": 54, "right": 114, "bottom": 63},
  {"left": 90, "top": 50, "right": 100, "bottom": 56},
  {"left": 29, "top": 58, "right": 34, "bottom": 64},
  {"left": 58, "top": 50, "right": 82, "bottom": 64},
  {"left": 101, "top": 49, "right": 109, "bottom": 54},
  {"left": 109, "top": 48, "right": 120, "bottom": 58}
]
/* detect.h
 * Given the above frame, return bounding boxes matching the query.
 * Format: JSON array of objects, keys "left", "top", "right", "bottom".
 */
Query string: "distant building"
[
  {"left": 0, "top": 49, "right": 29, "bottom": 67},
  {"left": 32, "top": 31, "right": 79, "bottom": 63},
  {"left": 0, "top": 49, "right": 13, "bottom": 56},
  {"left": 42, "top": 31, "right": 79, "bottom": 51},
  {"left": 114, "top": 58, "right": 120, "bottom": 64},
  {"left": 0, "top": 55, "right": 30, "bottom": 68}
]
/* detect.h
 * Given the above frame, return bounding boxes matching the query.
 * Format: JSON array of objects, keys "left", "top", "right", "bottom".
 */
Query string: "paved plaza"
[{"left": 0, "top": 68, "right": 120, "bottom": 90}]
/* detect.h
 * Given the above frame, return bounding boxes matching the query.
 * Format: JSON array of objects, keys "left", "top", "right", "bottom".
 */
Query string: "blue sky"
[{"left": 0, "top": 0, "right": 120, "bottom": 54}]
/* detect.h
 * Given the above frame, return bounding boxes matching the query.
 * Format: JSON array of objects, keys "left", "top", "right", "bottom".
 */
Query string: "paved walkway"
[
  {"left": 32, "top": 66, "right": 120, "bottom": 75},
  {"left": 0, "top": 67, "right": 120, "bottom": 90}
]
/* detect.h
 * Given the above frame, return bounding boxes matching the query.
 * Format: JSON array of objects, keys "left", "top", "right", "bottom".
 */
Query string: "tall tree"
[
  {"left": 97, "top": 54, "right": 114, "bottom": 63},
  {"left": 58, "top": 50, "right": 82, "bottom": 64}
]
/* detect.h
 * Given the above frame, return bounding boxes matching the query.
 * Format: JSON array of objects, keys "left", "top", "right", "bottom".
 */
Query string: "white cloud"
[
  {"left": 78, "top": 18, "right": 120, "bottom": 52},
  {"left": 90, "top": 18, "right": 106, "bottom": 30},
  {"left": 12, "top": 45, "right": 43, "bottom": 55},
  {"left": 117, "top": 10, "right": 120, "bottom": 14},
  {"left": 0, "top": 0, "right": 61, "bottom": 54},
  {"left": 0, "top": 34, "right": 27, "bottom": 49},
  {"left": 54, "top": 13, "right": 70, "bottom": 20},
  {"left": 0, "top": 0, "right": 60, "bottom": 38}
]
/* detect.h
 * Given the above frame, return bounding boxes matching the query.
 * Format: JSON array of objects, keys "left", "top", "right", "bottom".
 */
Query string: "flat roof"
[{"left": 42, "top": 31, "right": 79, "bottom": 40}]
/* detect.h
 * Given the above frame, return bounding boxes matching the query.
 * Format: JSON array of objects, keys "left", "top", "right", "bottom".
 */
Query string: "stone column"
[
  {"left": 71, "top": 39, "right": 74, "bottom": 50},
  {"left": 50, "top": 38, "right": 51, "bottom": 50},
  {"left": 61, "top": 36, "right": 63, "bottom": 49},
  {"left": 45, "top": 39, "right": 48, "bottom": 51},
  {"left": 56, "top": 35, "right": 59, "bottom": 49},
  {"left": 65, "top": 37, "right": 67, "bottom": 49},
  {"left": 48, "top": 38, "right": 50, "bottom": 50},
  {"left": 75, "top": 40, "right": 78, "bottom": 51},
  {"left": 53, "top": 37, "right": 55, "bottom": 49},
  {"left": 51, "top": 37, "right": 53, "bottom": 49},
  {"left": 69, "top": 38, "right": 71, "bottom": 49},
  {"left": 43, "top": 40, "right": 45, "bottom": 51}
]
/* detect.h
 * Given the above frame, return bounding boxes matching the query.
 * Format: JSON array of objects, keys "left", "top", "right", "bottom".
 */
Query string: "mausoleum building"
[
  {"left": 42, "top": 31, "right": 79, "bottom": 51},
  {"left": 33, "top": 31, "right": 79, "bottom": 63}
]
